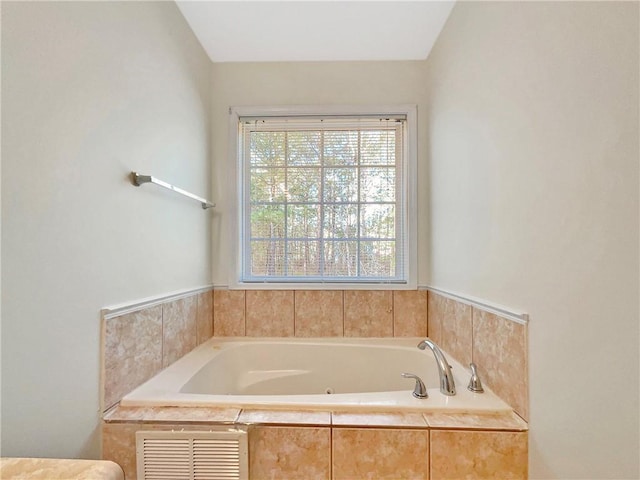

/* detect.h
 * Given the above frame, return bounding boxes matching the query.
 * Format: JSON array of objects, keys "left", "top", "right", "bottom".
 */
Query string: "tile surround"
[
  {"left": 103, "top": 306, "right": 163, "bottom": 410},
  {"left": 162, "top": 296, "right": 198, "bottom": 368},
  {"left": 196, "top": 290, "right": 213, "bottom": 344},
  {"left": 249, "top": 426, "right": 331, "bottom": 480},
  {"left": 393, "top": 290, "right": 428, "bottom": 337},
  {"left": 104, "top": 290, "right": 528, "bottom": 480},
  {"left": 245, "top": 290, "right": 294, "bottom": 336},
  {"left": 332, "top": 412, "right": 427, "bottom": 428},
  {"left": 212, "top": 289, "right": 429, "bottom": 338},
  {"left": 104, "top": 405, "right": 240, "bottom": 423},
  {"left": 473, "top": 309, "right": 529, "bottom": 420},
  {"left": 423, "top": 411, "right": 528, "bottom": 431},
  {"left": 344, "top": 290, "right": 393, "bottom": 337},
  {"left": 333, "top": 428, "right": 430, "bottom": 480},
  {"left": 213, "top": 289, "right": 246, "bottom": 336},
  {"left": 102, "top": 410, "right": 527, "bottom": 479},
  {"left": 102, "top": 290, "right": 214, "bottom": 411},
  {"left": 238, "top": 409, "right": 331, "bottom": 426},
  {"left": 430, "top": 430, "right": 528, "bottom": 479},
  {"left": 294, "top": 290, "right": 344, "bottom": 336},
  {"left": 427, "top": 291, "right": 528, "bottom": 419},
  {"left": 427, "top": 291, "right": 473, "bottom": 366}
]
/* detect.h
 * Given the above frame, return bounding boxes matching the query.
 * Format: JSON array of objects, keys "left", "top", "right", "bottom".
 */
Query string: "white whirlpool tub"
[{"left": 120, "top": 337, "right": 511, "bottom": 413}]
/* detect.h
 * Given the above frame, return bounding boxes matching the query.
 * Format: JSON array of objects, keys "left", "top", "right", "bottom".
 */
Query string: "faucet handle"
[
  {"left": 467, "top": 363, "right": 484, "bottom": 393},
  {"left": 401, "top": 372, "right": 428, "bottom": 399}
]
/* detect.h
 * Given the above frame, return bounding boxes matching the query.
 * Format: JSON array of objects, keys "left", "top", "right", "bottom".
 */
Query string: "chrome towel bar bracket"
[{"left": 131, "top": 171, "right": 215, "bottom": 209}]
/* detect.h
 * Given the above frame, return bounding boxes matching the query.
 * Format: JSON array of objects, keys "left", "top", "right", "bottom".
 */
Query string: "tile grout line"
[
  {"left": 341, "top": 290, "right": 344, "bottom": 337},
  {"left": 293, "top": 290, "right": 297, "bottom": 337},
  {"left": 428, "top": 428, "right": 432, "bottom": 478},
  {"left": 427, "top": 290, "right": 431, "bottom": 338},
  {"left": 160, "top": 302, "right": 165, "bottom": 370},
  {"left": 329, "top": 421, "right": 334, "bottom": 479},
  {"left": 392, "top": 290, "right": 395, "bottom": 337},
  {"left": 243, "top": 290, "right": 247, "bottom": 336},
  {"left": 470, "top": 306, "right": 475, "bottom": 364},
  {"left": 424, "top": 290, "right": 428, "bottom": 338},
  {"left": 212, "top": 290, "right": 216, "bottom": 338},
  {"left": 195, "top": 293, "right": 200, "bottom": 346}
]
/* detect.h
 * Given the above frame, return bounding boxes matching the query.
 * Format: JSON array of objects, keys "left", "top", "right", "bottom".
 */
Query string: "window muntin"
[{"left": 239, "top": 115, "right": 408, "bottom": 284}]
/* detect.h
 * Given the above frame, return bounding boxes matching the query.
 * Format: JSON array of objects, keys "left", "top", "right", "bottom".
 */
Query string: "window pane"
[
  {"left": 250, "top": 205, "right": 285, "bottom": 239},
  {"left": 360, "top": 241, "right": 396, "bottom": 277},
  {"left": 324, "top": 131, "right": 358, "bottom": 166},
  {"left": 250, "top": 132, "right": 285, "bottom": 166},
  {"left": 288, "top": 204, "right": 321, "bottom": 239},
  {"left": 250, "top": 168, "right": 286, "bottom": 203},
  {"left": 360, "top": 167, "right": 395, "bottom": 203},
  {"left": 323, "top": 204, "right": 358, "bottom": 239},
  {"left": 323, "top": 167, "right": 358, "bottom": 203},
  {"left": 287, "top": 131, "right": 321, "bottom": 166},
  {"left": 287, "top": 167, "right": 321, "bottom": 202},
  {"left": 241, "top": 115, "right": 407, "bottom": 283},
  {"left": 361, "top": 130, "right": 396, "bottom": 165},
  {"left": 250, "top": 241, "right": 285, "bottom": 276},
  {"left": 288, "top": 241, "right": 321, "bottom": 276},
  {"left": 323, "top": 241, "right": 357, "bottom": 277},
  {"left": 360, "top": 204, "right": 395, "bottom": 239}
]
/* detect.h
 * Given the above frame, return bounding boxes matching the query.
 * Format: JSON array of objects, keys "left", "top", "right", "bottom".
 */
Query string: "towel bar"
[{"left": 131, "top": 171, "right": 215, "bottom": 209}]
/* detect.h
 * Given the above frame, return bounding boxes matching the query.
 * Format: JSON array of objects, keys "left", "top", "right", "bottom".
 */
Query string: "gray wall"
[
  {"left": 424, "top": 2, "right": 639, "bottom": 478},
  {"left": 1, "top": 1, "right": 212, "bottom": 457}
]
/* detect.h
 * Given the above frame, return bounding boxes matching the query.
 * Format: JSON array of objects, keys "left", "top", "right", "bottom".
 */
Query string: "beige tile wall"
[
  {"left": 250, "top": 426, "right": 331, "bottom": 480},
  {"left": 212, "top": 289, "right": 427, "bottom": 338},
  {"left": 162, "top": 296, "right": 198, "bottom": 368},
  {"left": 393, "top": 290, "right": 428, "bottom": 337},
  {"left": 427, "top": 291, "right": 529, "bottom": 421},
  {"left": 102, "top": 290, "right": 213, "bottom": 411},
  {"left": 430, "top": 430, "right": 528, "bottom": 479},
  {"left": 246, "top": 290, "right": 294, "bottom": 336},
  {"left": 103, "top": 416, "right": 527, "bottom": 480},
  {"left": 103, "top": 306, "right": 163, "bottom": 410},
  {"left": 473, "top": 309, "right": 528, "bottom": 420},
  {"left": 294, "top": 290, "right": 344, "bottom": 337},
  {"left": 333, "top": 428, "right": 430, "bottom": 480},
  {"left": 344, "top": 290, "right": 394, "bottom": 337},
  {"left": 102, "top": 287, "right": 529, "bottom": 479},
  {"left": 213, "top": 289, "right": 246, "bottom": 336},
  {"left": 427, "top": 292, "right": 473, "bottom": 366},
  {"left": 196, "top": 291, "right": 213, "bottom": 344}
]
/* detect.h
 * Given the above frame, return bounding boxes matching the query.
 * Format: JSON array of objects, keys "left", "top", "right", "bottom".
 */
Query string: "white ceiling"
[{"left": 176, "top": 1, "right": 455, "bottom": 63}]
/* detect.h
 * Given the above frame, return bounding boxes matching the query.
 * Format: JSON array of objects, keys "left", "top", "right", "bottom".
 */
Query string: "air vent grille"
[{"left": 136, "top": 430, "right": 248, "bottom": 480}]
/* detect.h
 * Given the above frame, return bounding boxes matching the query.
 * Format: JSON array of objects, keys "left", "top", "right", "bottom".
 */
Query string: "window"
[{"left": 231, "top": 106, "right": 417, "bottom": 287}]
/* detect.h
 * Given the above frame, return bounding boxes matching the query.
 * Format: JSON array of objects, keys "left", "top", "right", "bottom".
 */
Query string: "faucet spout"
[{"left": 417, "top": 339, "right": 456, "bottom": 396}]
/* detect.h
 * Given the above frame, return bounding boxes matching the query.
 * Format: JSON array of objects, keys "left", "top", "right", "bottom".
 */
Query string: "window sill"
[{"left": 223, "top": 281, "right": 417, "bottom": 291}]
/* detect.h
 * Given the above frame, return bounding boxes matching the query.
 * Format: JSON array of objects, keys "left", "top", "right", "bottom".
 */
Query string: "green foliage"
[{"left": 248, "top": 129, "right": 398, "bottom": 278}]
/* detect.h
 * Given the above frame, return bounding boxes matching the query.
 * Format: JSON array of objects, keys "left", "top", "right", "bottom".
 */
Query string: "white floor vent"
[{"left": 136, "top": 429, "right": 248, "bottom": 480}]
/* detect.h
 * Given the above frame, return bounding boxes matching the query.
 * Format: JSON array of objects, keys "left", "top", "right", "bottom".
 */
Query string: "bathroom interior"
[{"left": 1, "top": 1, "right": 639, "bottom": 479}]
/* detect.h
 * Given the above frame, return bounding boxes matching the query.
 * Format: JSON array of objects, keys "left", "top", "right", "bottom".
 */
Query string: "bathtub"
[{"left": 120, "top": 337, "right": 512, "bottom": 413}]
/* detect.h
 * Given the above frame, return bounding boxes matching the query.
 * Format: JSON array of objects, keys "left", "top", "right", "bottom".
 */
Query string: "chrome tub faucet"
[
  {"left": 417, "top": 339, "right": 456, "bottom": 396},
  {"left": 401, "top": 372, "right": 429, "bottom": 399}
]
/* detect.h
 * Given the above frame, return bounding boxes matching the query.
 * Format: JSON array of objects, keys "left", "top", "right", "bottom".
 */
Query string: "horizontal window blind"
[{"left": 239, "top": 115, "right": 407, "bottom": 283}]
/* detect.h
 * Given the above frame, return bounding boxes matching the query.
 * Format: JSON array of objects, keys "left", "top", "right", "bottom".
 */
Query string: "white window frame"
[{"left": 227, "top": 105, "right": 418, "bottom": 290}]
